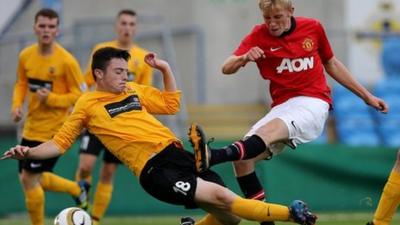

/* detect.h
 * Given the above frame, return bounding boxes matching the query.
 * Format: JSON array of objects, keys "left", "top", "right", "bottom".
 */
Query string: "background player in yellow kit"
[
  {"left": 75, "top": 9, "right": 153, "bottom": 223},
  {"left": 10, "top": 8, "right": 88, "bottom": 225},
  {"left": 367, "top": 149, "right": 400, "bottom": 225}
]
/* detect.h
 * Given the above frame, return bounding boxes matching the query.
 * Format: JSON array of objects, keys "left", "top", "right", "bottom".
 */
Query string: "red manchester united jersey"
[{"left": 234, "top": 17, "right": 333, "bottom": 107}]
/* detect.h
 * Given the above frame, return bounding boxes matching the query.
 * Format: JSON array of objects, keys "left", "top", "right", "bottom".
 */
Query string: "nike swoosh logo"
[
  {"left": 270, "top": 47, "right": 282, "bottom": 52},
  {"left": 30, "top": 163, "right": 42, "bottom": 168},
  {"left": 291, "top": 121, "right": 297, "bottom": 129}
]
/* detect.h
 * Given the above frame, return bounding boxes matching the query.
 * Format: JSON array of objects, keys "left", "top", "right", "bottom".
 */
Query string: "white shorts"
[{"left": 245, "top": 96, "right": 329, "bottom": 155}]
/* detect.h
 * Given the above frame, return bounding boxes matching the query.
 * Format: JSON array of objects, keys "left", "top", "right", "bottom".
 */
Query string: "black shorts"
[
  {"left": 139, "top": 143, "right": 225, "bottom": 209},
  {"left": 18, "top": 138, "right": 59, "bottom": 173},
  {"left": 79, "top": 130, "right": 121, "bottom": 164}
]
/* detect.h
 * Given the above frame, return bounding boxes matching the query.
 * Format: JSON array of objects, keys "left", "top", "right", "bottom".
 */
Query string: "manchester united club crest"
[{"left": 302, "top": 38, "right": 314, "bottom": 52}]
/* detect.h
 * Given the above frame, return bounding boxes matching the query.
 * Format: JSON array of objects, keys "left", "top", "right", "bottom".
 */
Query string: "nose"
[{"left": 122, "top": 71, "right": 128, "bottom": 81}]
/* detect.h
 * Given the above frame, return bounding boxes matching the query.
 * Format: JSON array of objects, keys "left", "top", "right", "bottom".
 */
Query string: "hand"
[
  {"left": 11, "top": 107, "right": 23, "bottom": 122},
  {"left": 2, "top": 145, "right": 30, "bottom": 160},
  {"left": 36, "top": 88, "right": 50, "bottom": 103},
  {"left": 144, "top": 53, "right": 170, "bottom": 72},
  {"left": 365, "top": 95, "right": 389, "bottom": 113},
  {"left": 244, "top": 47, "right": 265, "bottom": 62}
]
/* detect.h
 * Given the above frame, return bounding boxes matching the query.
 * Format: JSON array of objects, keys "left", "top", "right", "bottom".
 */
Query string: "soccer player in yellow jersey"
[
  {"left": 10, "top": 8, "right": 89, "bottom": 225},
  {"left": 4, "top": 47, "right": 317, "bottom": 225},
  {"left": 75, "top": 9, "right": 154, "bottom": 223},
  {"left": 367, "top": 149, "right": 400, "bottom": 225}
]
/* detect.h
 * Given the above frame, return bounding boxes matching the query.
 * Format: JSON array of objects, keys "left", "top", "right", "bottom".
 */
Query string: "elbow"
[
  {"left": 221, "top": 66, "right": 234, "bottom": 75},
  {"left": 221, "top": 67, "right": 229, "bottom": 75}
]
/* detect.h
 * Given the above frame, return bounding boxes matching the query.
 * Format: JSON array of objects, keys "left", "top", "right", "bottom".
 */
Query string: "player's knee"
[
  {"left": 213, "top": 188, "right": 234, "bottom": 208},
  {"left": 78, "top": 164, "right": 93, "bottom": 178},
  {"left": 99, "top": 163, "right": 117, "bottom": 183},
  {"left": 19, "top": 172, "right": 38, "bottom": 190}
]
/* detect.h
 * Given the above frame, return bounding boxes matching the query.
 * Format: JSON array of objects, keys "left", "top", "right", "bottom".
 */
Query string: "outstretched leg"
[{"left": 194, "top": 178, "right": 317, "bottom": 225}]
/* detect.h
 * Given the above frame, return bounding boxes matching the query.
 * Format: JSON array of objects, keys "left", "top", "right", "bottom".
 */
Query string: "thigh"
[
  {"left": 19, "top": 138, "right": 59, "bottom": 173},
  {"left": 279, "top": 96, "right": 329, "bottom": 145},
  {"left": 103, "top": 148, "right": 122, "bottom": 164},
  {"left": 79, "top": 131, "right": 103, "bottom": 156},
  {"left": 246, "top": 96, "right": 329, "bottom": 153},
  {"left": 139, "top": 147, "right": 199, "bottom": 209}
]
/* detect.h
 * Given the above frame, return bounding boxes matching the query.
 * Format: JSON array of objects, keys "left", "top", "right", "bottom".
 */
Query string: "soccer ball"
[{"left": 54, "top": 207, "right": 92, "bottom": 225}]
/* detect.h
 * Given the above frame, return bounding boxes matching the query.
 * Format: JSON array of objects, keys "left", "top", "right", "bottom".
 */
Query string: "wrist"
[
  {"left": 240, "top": 55, "right": 249, "bottom": 66},
  {"left": 24, "top": 147, "right": 30, "bottom": 159},
  {"left": 160, "top": 65, "right": 172, "bottom": 75}
]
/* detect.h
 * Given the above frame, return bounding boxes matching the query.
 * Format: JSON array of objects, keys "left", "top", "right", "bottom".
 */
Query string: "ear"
[
  {"left": 94, "top": 69, "right": 104, "bottom": 80},
  {"left": 288, "top": 6, "right": 294, "bottom": 16},
  {"left": 55, "top": 27, "right": 60, "bottom": 37}
]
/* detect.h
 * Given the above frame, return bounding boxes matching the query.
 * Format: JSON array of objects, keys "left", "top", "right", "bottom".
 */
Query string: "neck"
[
  {"left": 117, "top": 39, "right": 133, "bottom": 50},
  {"left": 285, "top": 18, "right": 292, "bottom": 31},
  {"left": 38, "top": 42, "right": 54, "bottom": 55}
]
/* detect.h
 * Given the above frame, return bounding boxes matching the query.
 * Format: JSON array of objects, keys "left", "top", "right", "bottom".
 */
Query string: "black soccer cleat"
[
  {"left": 366, "top": 222, "right": 374, "bottom": 225},
  {"left": 188, "top": 123, "right": 211, "bottom": 173},
  {"left": 180, "top": 216, "right": 195, "bottom": 225},
  {"left": 261, "top": 221, "right": 275, "bottom": 225},
  {"left": 74, "top": 180, "right": 91, "bottom": 210},
  {"left": 289, "top": 200, "right": 317, "bottom": 225}
]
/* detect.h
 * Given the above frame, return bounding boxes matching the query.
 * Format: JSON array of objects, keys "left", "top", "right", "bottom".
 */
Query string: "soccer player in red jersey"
[{"left": 189, "top": 1, "right": 388, "bottom": 224}]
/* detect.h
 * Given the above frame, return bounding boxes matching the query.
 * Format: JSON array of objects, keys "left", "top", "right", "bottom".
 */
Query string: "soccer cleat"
[
  {"left": 188, "top": 123, "right": 211, "bottom": 173},
  {"left": 289, "top": 200, "right": 317, "bottom": 225},
  {"left": 180, "top": 216, "right": 195, "bottom": 225},
  {"left": 366, "top": 222, "right": 374, "bottom": 225},
  {"left": 74, "top": 180, "right": 91, "bottom": 210}
]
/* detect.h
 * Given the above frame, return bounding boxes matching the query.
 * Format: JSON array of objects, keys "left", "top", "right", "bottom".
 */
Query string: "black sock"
[
  {"left": 237, "top": 171, "right": 265, "bottom": 200},
  {"left": 209, "top": 135, "right": 267, "bottom": 166},
  {"left": 237, "top": 172, "right": 275, "bottom": 225}
]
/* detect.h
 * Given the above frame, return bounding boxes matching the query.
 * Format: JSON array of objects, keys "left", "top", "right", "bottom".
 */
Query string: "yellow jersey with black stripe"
[
  {"left": 85, "top": 40, "right": 153, "bottom": 87},
  {"left": 53, "top": 82, "right": 181, "bottom": 176},
  {"left": 11, "top": 43, "right": 86, "bottom": 142}
]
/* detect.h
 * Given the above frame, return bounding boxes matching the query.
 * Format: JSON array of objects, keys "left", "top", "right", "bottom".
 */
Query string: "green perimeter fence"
[{"left": 0, "top": 136, "right": 397, "bottom": 217}]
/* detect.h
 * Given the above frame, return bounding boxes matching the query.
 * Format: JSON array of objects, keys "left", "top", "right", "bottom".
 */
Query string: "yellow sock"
[
  {"left": 373, "top": 170, "right": 400, "bottom": 225},
  {"left": 40, "top": 172, "right": 80, "bottom": 197},
  {"left": 196, "top": 214, "right": 224, "bottom": 225},
  {"left": 231, "top": 196, "right": 290, "bottom": 222},
  {"left": 25, "top": 185, "right": 45, "bottom": 225},
  {"left": 91, "top": 181, "right": 113, "bottom": 221}
]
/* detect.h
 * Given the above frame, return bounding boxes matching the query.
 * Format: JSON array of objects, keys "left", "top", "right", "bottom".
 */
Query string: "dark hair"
[
  {"left": 35, "top": 8, "right": 59, "bottom": 25},
  {"left": 91, "top": 47, "right": 131, "bottom": 80},
  {"left": 117, "top": 9, "right": 137, "bottom": 18}
]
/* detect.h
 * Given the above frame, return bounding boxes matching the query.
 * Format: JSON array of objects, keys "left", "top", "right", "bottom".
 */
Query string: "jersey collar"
[{"left": 279, "top": 17, "right": 296, "bottom": 38}]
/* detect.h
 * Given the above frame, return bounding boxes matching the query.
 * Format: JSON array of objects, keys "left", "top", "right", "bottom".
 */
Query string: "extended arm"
[
  {"left": 221, "top": 46, "right": 265, "bottom": 74},
  {"left": 144, "top": 53, "right": 177, "bottom": 92},
  {"left": 324, "top": 56, "right": 388, "bottom": 113},
  {"left": 2, "top": 140, "right": 61, "bottom": 160}
]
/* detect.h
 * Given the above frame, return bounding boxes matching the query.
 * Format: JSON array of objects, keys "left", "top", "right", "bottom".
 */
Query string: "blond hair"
[{"left": 258, "top": 0, "right": 293, "bottom": 11}]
